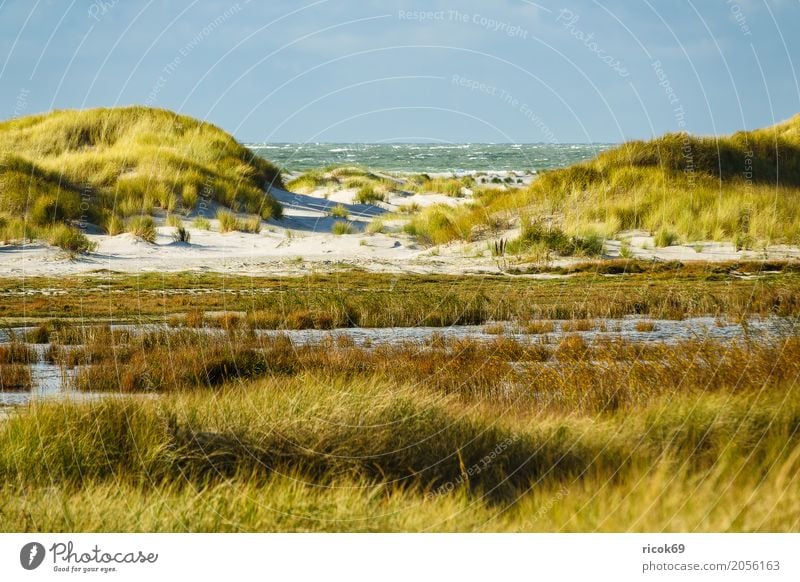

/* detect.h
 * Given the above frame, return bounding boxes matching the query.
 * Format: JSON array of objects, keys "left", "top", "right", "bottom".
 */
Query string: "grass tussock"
[
  {"left": 126, "top": 215, "right": 157, "bottom": 243},
  {"left": 412, "top": 177, "right": 466, "bottom": 197},
  {"left": 329, "top": 204, "right": 348, "bottom": 219},
  {"left": 216, "top": 210, "right": 261, "bottom": 234},
  {"left": 192, "top": 217, "right": 211, "bottom": 230},
  {"left": 331, "top": 221, "right": 354, "bottom": 235},
  {"left": 47, "top": 224, "right": 97, "bottom": 255},
  {"left": 0, "top": 363, "right": 32, "bottom": 390},
  {"left": 505, "top": 218, "right": 604, "bottom": 258},
  {"left": 354, "top": 184, "right": 385, "bottom": 205}
]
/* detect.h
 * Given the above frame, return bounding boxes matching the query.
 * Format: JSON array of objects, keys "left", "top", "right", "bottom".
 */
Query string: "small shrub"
[
  {"left": 506, "top": 219, "right": 603, "bottom": 257},
  {"left": 182, "top": 183, "right": 199, "bottom": 211},
  {"left": 217, "top": 210, "right": 237, "bottom": 233},
  {"left": 332, "top": 221, "right": 354, "bottom": 235},
  {"left": 734, "top": 232, "right": 752, "bottom": 251},
  {"left": 523, "top": 320, "right": 555, "bottom": 334},
  {"left": 397, "top": 203, "right": 420, "bottom": 214},
  {"left": 240, "top": 215, "right": 261, "bottom": 234},
  {"left": 105, "top": 214, "right": 125, "bottom": 235},
  {"left": 561, "top": 319, "right": 595, "bottom": 332},
  {"left": 483, "top": 323, "right": 505, "bottom": 335},
  {"left": 416, "top": 178, "right": 463, "bottom": 197},
  {"left": 329, "top": 204, "right": 348, "bottom": 219},
  {"left": 619, "top": 240, "right": 635, "bottom": 259},
  {"left": 127, "top": 216, "right": 157, "bottom": 243},
  {"left": 354, "top": 185, "right": 385, "bottom": 205},
  {"left": 172, "top": 226, "right": 190, "bottom": 243},
  {"left": 654, "top": 228, "right": 679, "bottom": 247},
  {"left": 634, "top": 320, "right": 657, "bottom": 332},
  {"left": 0, "top": 363, "right": 32, "bottom": 390},
  {"left": 366, "top": 219, "right": 384, "bottom": 234},
  {"left": 48, "top": 225, "right": 97, "bottom": 255}
]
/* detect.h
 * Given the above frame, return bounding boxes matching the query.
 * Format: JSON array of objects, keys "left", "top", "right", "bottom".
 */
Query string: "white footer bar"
[{"left": 1, "top": 534, "right": 797, "bottom": 581}]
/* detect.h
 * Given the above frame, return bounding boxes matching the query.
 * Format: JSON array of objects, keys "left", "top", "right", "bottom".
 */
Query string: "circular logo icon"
[{"left": 20, "top": 542, "right": 46, "bottom": 570}]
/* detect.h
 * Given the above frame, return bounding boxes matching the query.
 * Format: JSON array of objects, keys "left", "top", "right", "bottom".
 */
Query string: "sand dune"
[{"left": 1, "top": 184, "right": 798, "bottom": 278}]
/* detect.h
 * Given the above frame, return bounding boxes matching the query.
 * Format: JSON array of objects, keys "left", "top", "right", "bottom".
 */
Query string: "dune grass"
[
  {"left": 1, "top": 353, "right": 798, "bottom": 531},
  {"left": 126, "top": 215, "right": 157, "bottom": 243},
  {"left": 411, "top": 177, "right": 466, "bottom": 197},
  {"left": 331, "top": 221, "right": 354, "bottom": 235},
  {"left": 329, "top": 203, "right": 348, "bottom": 219},
  {"left": 397, "top": 115, "right": 800, "bottom": 251},
  {"left": 0, "top": 107, "right": 283, "bottom": 243},
  {"left": 216, "top": 209, "right": 261, "bottom": 233},
  {"left": 2, "top": 266, "right": 800, "bottom": 532},
  {"left": 47, "top": 224, "right": 97, "bottom": 255},
  {"left": 192, "top": 217, "right": 211, "bottom": 230},
  {"left": 508, "top": 117, "right": 800, "bottom": 248}
]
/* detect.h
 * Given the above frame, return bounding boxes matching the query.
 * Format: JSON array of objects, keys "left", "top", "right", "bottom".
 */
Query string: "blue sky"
[{"left": 1, "top": 0, "right": 798, "bottom": 143}]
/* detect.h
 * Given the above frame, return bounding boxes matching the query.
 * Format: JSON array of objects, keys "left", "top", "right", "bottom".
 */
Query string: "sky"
[{"left": 1, "top": 0, "right": 799, "bottom": 143}]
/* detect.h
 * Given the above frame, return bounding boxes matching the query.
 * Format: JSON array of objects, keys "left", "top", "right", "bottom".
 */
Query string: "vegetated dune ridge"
[
  {"left": 517, "top": 112, "right": 800, "bottom": 246},
  {"left": 1, "top": 107, "right": 800, "bottom": 276},
  {"left": 0, "top": 106, "right": 283, "bottom": 236}
]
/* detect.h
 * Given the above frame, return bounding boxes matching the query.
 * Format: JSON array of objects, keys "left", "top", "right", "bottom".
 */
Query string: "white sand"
[{"left": 2, "top": 188, "right": 798, "bottom": 278}]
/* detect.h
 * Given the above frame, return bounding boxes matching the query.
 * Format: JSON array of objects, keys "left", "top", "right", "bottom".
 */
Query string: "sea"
[{"left": 247, "top": 143, "right": 612, "bottom": 173}]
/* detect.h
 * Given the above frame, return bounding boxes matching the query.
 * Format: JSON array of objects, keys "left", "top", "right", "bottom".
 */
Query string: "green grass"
[
  {"left": 217, "top": 209, "right": 261, "bottom": 233},
  {"left": 504, "top": 218, "right": 603, "bottom": 258},
  {"left": 126, "top": 215, "right": 157, "bottom": 243},
  {"left": 354, "top": 184, "right": 385, "bottom": 205},
  {"left": 1, "top": 367, "right": 798, "bottom": 531},
  {"left": 172, "top": 226, "right": 190, "bottom": 243},
  {"left": 329, "top": 203, "right": 348, "bottom": 219},
  {"left": 192, "top": 217, "right": 211, "bottom": 230},
  {"left": 403, "top": 203, "right": 503, "bottom": 246},
  {"left": 412, "top": 177, "right": 465, "bottom": 197},
  {"left": 47, "top": 224, "right": 97, "bottom": 255},
  {"left": 217, "top": 209, "right": 238, "bottom": 233},
  {"left": 403, "top": 115, "right": 800, "bottom": 251},
  {"left": 0, "top": 265, "right": 799, "bottom": 323},
  {"left": 513, "top": 117, "right": 800, "bottom": 246},
  {"left": 1, "top": 266, "right": 800, "bottom": 531},
  {"left": 0, "top": 106, "right": 283, "bottom": 243},
  {"left": 331, "top": 221, "right": 354, "bottom": 235},
  {"left": 165, "top": 214, "right": 183, "bottom": 228}
]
